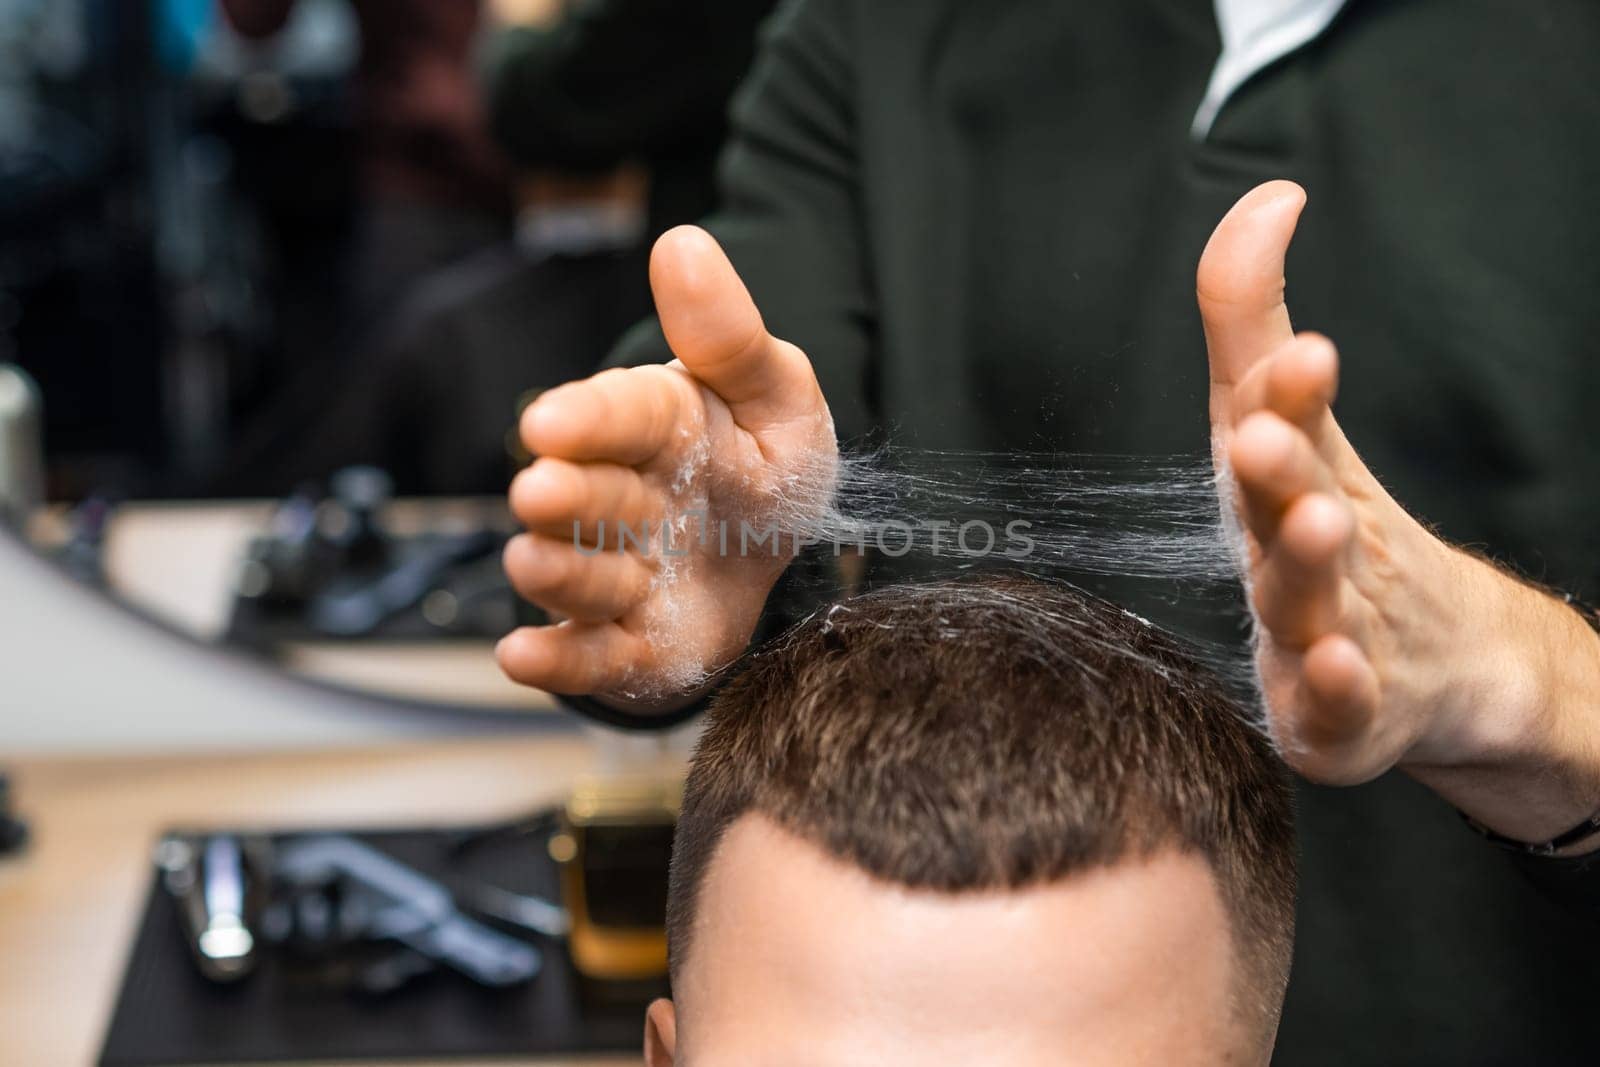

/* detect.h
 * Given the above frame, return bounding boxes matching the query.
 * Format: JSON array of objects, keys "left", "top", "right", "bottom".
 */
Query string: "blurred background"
[
  {"left": 2, "top": 6, "right": 777, "bottom": 1062},
  {"left": 5, "top": 4, "right": 1595, "bottom": 1065},
  {"left": 0, "top": 0, "right": 775, "bottom": 746}
]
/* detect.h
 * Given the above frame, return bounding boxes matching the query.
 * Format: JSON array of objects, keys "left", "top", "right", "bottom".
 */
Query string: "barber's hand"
[
  {"left": 498, "top": 227, "right": 836, "bottom": 707},
  {"left": 1199, "top": 182, "right": 1600, "bottom": 846}
]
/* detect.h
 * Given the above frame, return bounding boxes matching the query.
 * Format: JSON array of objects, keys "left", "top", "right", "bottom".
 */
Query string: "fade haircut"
[{"left": 667, "top": 575, "right": 1297, "bottom": 1037}]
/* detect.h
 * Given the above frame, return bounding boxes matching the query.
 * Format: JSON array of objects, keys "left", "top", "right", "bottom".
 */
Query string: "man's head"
[{"left": 648, "top": 577, "right": 1296, "bottom": 1066}]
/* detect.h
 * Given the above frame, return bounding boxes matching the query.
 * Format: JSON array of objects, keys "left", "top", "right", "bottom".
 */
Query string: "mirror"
[{"left": 0, "top": 0, "right": 754, "bottom": 714}]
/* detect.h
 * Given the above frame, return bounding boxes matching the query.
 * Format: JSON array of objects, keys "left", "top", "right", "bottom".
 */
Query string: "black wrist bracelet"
[
  {"left": 1559, "top": 589, "right": 1600, "bottom": 633},
  {"left": 554, "top": 691, "right": 710, "bottom": 732},
  {"left": 1462, "top": 808, "right": 1600, "bottom": 857}
]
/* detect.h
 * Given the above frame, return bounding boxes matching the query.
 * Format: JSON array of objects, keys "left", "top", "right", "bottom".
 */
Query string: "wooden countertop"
[{"left": 0, "top": 737, "right": 645, "bottom": 1067}]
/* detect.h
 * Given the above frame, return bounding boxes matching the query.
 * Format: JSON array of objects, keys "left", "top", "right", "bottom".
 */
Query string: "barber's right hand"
[{"left": 498, "top": 226, "right": 837, "bottom": 709}]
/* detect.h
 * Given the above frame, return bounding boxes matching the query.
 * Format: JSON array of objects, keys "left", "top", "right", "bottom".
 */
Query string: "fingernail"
[{"left": 1262, "top": 183, "right": 1307, "bottom": 217}]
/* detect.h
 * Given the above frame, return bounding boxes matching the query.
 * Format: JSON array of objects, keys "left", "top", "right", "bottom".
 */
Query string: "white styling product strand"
[{"left": 628, "top": 445, "right": 1271, "bottom": 733}]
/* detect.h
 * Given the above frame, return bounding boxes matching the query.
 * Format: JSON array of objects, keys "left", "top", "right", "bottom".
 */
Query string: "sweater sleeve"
[
  {"left": 606, "top": 0, "right": 877, "bottom": 441},
  {"left": 1509, "top": 848, "right": 1600, "bottom": 925},
  {"left": 483, "top": 0, "right": 775, "bottom": 172}
]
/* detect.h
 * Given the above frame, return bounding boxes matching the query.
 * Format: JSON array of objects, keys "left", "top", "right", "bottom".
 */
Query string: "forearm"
[{"left": 1399, "top": 547, "right": 1600, "bottom": 855}]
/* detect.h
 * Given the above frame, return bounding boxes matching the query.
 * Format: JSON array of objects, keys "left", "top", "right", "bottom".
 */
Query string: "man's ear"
[{"left": 644, "top": 998, "right": 678, "bottom": 1066}]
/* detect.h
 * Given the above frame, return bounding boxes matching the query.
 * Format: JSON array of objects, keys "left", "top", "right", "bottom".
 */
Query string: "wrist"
[
  {"left": 1402, "top": 547, "right": 1555, "bottom": 769},
  {"left": 1401, "top": 547, "right": 1600, "bottom": 844}
]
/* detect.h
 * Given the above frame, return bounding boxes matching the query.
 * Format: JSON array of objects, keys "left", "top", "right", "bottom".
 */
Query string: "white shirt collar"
[{"left": 1193, "top": 0, "right": 1351, "bottom": 137}]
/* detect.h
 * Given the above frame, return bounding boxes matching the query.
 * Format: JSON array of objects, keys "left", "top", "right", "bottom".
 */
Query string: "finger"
[
  {"left": 503, "top": 533, "right": 655, "bottom": 623},
  {"left": 510, "top": 458, "right": 664, "bottom": 546},
  {"left": 1198, "top": 181, "right": 1307, "bottom": 419},
  {"left": 649, "top": 226, "right": 822, "bottom": 429},
  {"left": 1248, "top": 492, "right": 1352, "bottom": 648},
  {"left": 1297, "top": 633, "right": 1380, "bottom": 749},
  {"left": 1228, "top": 411, "right": 1339, "bottom": 542},
  {"left": 521, "top": 364, "right": 694, "bottom": 465},
  {"left": 497, "top": 620, "right": 652, "bottom": 695},
  {"left": 1263, "top": 333, "right": 1339, "bottom": 436},
  {"left": 1231, "top": 332, "right": 1340, "bottom": 434}
]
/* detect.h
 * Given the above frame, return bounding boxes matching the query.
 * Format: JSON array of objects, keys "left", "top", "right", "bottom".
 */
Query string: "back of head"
[{"left": 666, "top": 575, "right": 1296, "bottom": 1059}]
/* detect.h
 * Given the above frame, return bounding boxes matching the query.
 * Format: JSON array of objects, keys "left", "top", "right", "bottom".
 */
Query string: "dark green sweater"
[{"left": 607, "top": 1, "right": 1600, "bottom": 1060}]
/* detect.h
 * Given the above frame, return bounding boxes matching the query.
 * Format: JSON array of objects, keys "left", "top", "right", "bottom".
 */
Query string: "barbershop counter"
[{"left": 0, "top": 737, "right": 643, "bottom": 1067}]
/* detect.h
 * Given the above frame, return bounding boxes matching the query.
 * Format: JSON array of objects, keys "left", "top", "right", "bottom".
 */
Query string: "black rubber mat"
[{"left": 98, "top": 825, "right": 661, "bottom": 1065}]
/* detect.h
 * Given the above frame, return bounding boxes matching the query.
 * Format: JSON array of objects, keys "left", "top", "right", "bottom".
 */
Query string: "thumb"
[
  {"left": 650, "top": 225, "right": 819, "bottom": 429},
  {"left": 1197, "top": 181, "right": 1307, "bottom": 406}
]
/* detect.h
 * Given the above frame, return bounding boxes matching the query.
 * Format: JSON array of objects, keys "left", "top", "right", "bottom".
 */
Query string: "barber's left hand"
[{"left": 1198, "top": 182, "right": 1600, "bottom": 847}]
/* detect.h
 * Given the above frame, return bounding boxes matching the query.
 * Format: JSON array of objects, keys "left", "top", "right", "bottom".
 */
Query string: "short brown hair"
[{"left": 668, "top": 575, "right": 1296, "bottom": 1032}]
